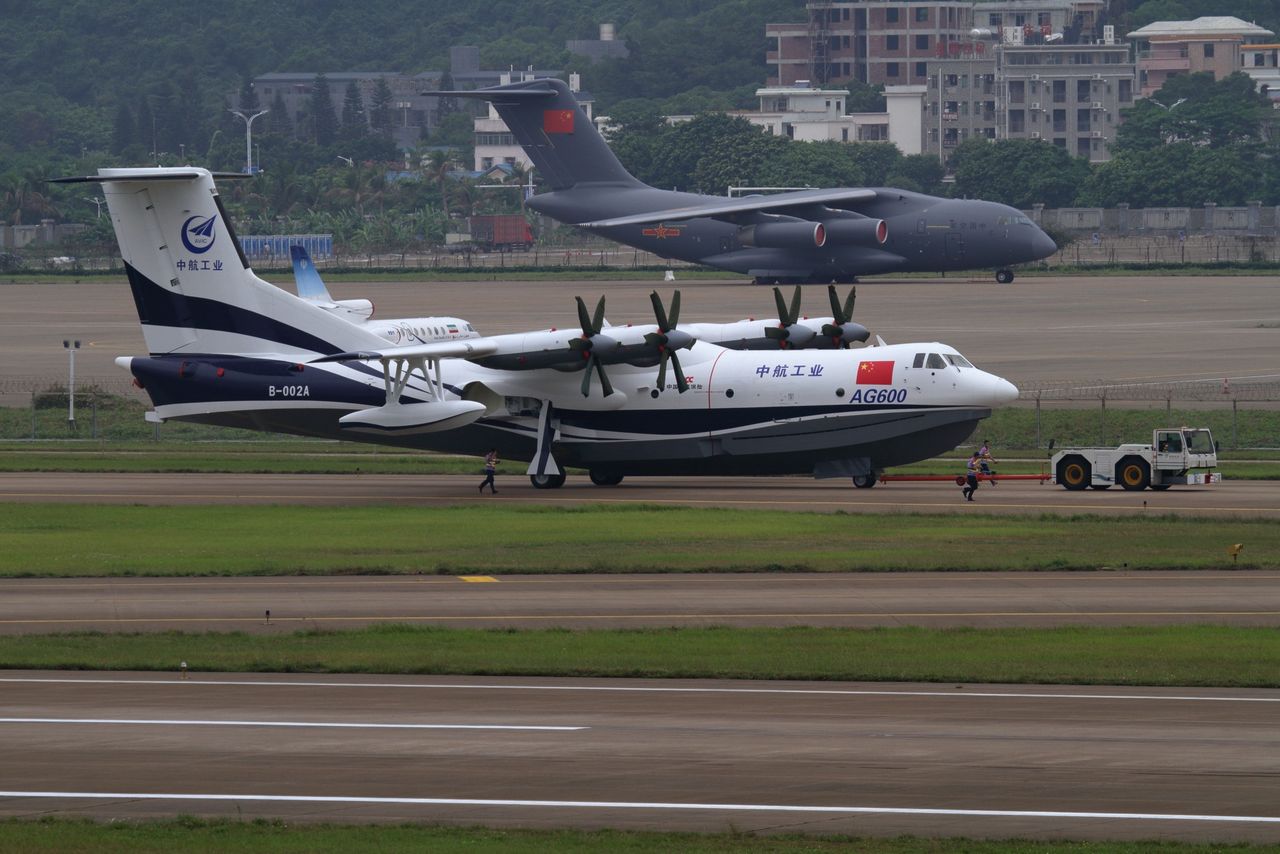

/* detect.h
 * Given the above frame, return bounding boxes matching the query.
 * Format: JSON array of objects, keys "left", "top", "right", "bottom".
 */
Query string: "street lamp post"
[
  {"left": 63, "top": 339, "right": 80, "bottom": 429},
  {"left": 228, "top": 108, "right": 269, "bottom": 174},
  {"left": 83, "top": 197, "right": 105, "bottom": 219}
]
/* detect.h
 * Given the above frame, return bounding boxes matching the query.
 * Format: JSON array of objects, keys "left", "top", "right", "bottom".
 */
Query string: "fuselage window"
[
  {"left": 926, "top": 353, "right": 947, "bottom": 369},
  {"left": 913, "top": 353, "right": 926, "bottom": 368}
]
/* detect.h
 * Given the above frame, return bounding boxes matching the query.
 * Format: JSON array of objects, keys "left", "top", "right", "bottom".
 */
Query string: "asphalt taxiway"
[
  {"left": 2, "top": 472, "right": 1277, "bottom": 517},
  {"left": 0, "top": 672, "right": 1277, "bottom": 841},
  {"left": 1, "top": 570, "right": 1277, "bottom": 634}
]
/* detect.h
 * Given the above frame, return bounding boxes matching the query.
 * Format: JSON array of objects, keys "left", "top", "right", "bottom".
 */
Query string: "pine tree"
[
  {"left": 270, "top": 92, "right": 292, "bottom": 138},
  {"left": 341, "top": 81, "right": 366, "bottom": 135},
  {"left": 239, "top": 77, "right": 260, "bottom": 112},
  {"left": 370, "top": 77, "right": 393, "bottom": 137},
  {"left": 310, "top": 73, "right": 338, "bottom": 146}
]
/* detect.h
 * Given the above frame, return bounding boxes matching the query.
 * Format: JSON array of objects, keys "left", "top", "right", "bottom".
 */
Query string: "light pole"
[
  {"left": 83, "top": 197, "right": 105, "bottom": 219},
  {"left": 63, "top": 339, "right": 80, "bottom": 429},
  {"left": 228, "top": 108, "right": 269, "bottom": 174},
  {"left": 1150, "top": 97, "right": 1186, "bottom": 111}
]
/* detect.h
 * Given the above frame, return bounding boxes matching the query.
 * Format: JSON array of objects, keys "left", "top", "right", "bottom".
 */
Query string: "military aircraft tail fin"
[
  {"left": 51, "top": 168, "right": 382, "bottom": 358},
  {"left": 438, "top": 78, "right": 644, "bottom": 192}
]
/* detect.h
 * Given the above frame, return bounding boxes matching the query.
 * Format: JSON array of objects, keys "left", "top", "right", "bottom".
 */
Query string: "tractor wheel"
[
  {"left": 1116, "top": 457, "right": 1151, "bottom": 491},
  {"left": 1056, "top": 456, "right": 1091, "bottom": 490}
]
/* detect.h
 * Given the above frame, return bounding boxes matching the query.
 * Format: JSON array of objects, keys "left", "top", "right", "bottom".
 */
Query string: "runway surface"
[
  {"left": 0, "top": 671, "right": 1277, "bottom": 841},
  {"left": 4, "top": 275, "right": 1279, "bottom": 392},
  {"left": 1, "top": 570, "right": 1278, "bottom": 633},
  {"left": 2, "top": 471, "right": 1276, "bottom": 517}
]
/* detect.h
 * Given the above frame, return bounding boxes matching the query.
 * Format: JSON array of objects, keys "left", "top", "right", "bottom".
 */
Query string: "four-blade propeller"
[
  {"left": 764, "top": 286, "right": 818, "bottom": 349},
  {"left": 820, "top": 285, "right": 870, "bottom": 348}
]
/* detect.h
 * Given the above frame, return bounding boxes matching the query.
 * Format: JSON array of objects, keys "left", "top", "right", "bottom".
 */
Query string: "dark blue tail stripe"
[{"left": 125, "top": 262, "right": 342, "bottom": 355}]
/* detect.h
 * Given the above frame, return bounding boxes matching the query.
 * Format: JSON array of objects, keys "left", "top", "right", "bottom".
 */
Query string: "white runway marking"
[
  {"left": 0, "top": 717, "right": 584, "bottom": 731},
  {"left": 0, "top": 791, "right": 1276, "bottom": 824},
  {"left": 2, "top": 676, "right": 1277, "bottom": 703}
]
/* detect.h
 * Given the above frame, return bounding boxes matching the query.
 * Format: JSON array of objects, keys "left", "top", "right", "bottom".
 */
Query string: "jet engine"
[
  {"left": 823, "top": 218, "right": 888, "bottom": 246},
  {"left": 737, "top": 221, "right": 826, "bottom": 250}
]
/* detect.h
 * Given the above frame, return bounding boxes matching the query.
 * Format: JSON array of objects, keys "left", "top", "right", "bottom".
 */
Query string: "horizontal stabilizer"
[
  {"left": 51, "top": 170, "right": 254, "bottom": 184},
  {"left": 578, "top": 188, "right": 880, "bottom": 228}
]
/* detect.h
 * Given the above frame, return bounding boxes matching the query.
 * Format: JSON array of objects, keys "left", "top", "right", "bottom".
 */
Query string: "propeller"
[
  {"left": 569, "top": 295, "right": 619, "bottom": 397},
  {"left": 763, "top": 286, "right": 817, "bottom": 349},
  {"left": 645, "top": 290, "right": 695, "bottom": 393},
  {"left": 820, "top": 285, "right": 870, "bottom": 348}
]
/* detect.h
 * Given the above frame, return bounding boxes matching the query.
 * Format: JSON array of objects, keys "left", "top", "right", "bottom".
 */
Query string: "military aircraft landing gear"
[
  {"left": 589, "top": 471, "right": 624, "bottom": 486},
  {"left": 851, "top": 473, "right": 878, "bottom": 488},
  {"left": 530, "top": 473, "right": 567, "bottom": 489},
  {"left": 995, "top": 268, "right": 1015, "bottom": 284}
]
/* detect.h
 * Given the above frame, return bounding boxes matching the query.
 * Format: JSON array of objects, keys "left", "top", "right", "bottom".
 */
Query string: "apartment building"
[
  {"left": 766, "top": 0, "right": 1105, "bottom": 87},
  {"left": 1127, "top": 16, "right": 1275, "bottom": 97}
]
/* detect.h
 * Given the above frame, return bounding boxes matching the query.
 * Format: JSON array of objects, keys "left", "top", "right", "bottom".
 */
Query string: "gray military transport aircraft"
[{"left": 441, "top": 78, "right": 1057, "bottom": 284}]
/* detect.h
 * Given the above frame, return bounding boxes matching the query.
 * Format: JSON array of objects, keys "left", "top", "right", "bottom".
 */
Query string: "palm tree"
[{"left": 424, "top": 150, "right": 455, "bottom": 219}]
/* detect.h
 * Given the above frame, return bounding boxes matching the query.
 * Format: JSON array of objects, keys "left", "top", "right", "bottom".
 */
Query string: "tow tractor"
[{"left": 1051, "top": 427, "right": 1221, "bottom": 491}]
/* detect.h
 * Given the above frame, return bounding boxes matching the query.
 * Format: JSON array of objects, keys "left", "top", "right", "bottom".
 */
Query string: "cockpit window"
[
  {"left": 996, "top": 214, "right": 1035, "bottom": 226},
  {"left": 944, "top": 353, "right": 973, "bottom": 368},
  {"left": 913, "top": 353, "right": 925, "bottom": 368},
  {"left": 925, "top": 353, "right": 947, "bottom": 369}
]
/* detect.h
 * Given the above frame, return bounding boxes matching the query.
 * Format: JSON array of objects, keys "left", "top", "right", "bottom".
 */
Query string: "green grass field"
[
  {"left": 2, "top": 624, "right": 1276, "bottom": 687},
  {"left": 1, "top": 503, "right": 1275, "bottom": 577},
  {"left": 5, "top": 817, "right": 1275, "bottom": 853}
]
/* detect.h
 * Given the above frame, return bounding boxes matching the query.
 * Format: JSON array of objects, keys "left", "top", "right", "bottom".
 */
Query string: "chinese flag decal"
[
  {"left": 856, "top": 360, "right": 894, "bottom": 384},
  {"left": 543, "top": 109, "right": 575, "bottom": 133}
]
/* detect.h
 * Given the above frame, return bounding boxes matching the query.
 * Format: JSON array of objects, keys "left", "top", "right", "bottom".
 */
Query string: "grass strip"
[
  {"left": 1, "top": 504, "right": 1276, "bottom": 577},
  {"left": 2, "top": 625, "right": 1277, "bottom": 688},
  {"left": 3, "top": 817, "right": 1276, "bottom": 853}
]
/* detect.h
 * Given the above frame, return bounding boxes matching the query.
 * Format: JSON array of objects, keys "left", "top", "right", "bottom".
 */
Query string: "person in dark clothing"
[
  {"left": 479, "top": 448, "right": 499, "bottom": 494},
  {"left": 963, "top": 451, "right": 981, "bottom": 501}
]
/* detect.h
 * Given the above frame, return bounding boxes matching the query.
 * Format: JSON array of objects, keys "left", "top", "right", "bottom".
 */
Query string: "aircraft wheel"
[
  {"left": 1116, "top": 457, "right": 1150, "bottom": 491},
  {"left": 995, "top": 269, "right": 1014, "bottom": 284},
  {"left": 589, "top": 471, "right": 624, "bottom": 486},
  {"left": 851, "top": 474, "right": 877, "bottom": 489},
  {"left": 529, "top": 473, "right": 567, "bottom": 489},
  {"left": 1150, "top": 484, "right": 1171, "bottom": 491},
  {"left": 1056, "top": 456, "right": 1090, "bottom": 490}
]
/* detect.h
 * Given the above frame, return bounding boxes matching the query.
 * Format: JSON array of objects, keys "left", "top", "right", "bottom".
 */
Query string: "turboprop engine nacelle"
[
  {"left": 823, "top": 218, "right": 888, "bottom": 246},
  {"left": 737, "top": 221, "right": 826, "bottom": 250}
]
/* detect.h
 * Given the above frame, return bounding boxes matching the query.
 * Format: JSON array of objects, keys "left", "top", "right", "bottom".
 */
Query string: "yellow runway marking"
[
  {"left": 458, "top": 576, "right": 498, "bottom": 583},
  {"left": 2, "top": 610, "right": 1279, "bottom": 626}
]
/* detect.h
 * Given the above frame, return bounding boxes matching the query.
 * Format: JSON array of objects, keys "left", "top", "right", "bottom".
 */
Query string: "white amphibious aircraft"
[{"left": 54, "top": 167, "right": 1017, "bottom": 488}]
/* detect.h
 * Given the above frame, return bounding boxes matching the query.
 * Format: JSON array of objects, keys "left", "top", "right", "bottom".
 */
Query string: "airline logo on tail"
[{"left": 180, "top": 214, "right": 218, "bottom": 254}]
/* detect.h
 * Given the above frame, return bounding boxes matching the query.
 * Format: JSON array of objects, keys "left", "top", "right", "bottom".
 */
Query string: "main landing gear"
[
  {"left": 527, "top": 472, "right": 626, "bottom": 488},
  {"left": 995, "top": 268, "right": 1015, "bottom": 284},
  {"left": 851, "top": 473, "right": 878, "bottom": 489}
]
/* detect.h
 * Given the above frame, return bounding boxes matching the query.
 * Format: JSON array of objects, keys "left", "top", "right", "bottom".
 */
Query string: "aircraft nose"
[
  {"left": 991, "top": 376, "right": 1020, "bottom": 406},
  {"left": 1031, "top": 229, "right": 1057, "bottom": 260}
]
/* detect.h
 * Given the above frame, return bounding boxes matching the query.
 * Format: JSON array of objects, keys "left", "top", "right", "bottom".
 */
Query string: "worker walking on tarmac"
[
  {"left": 479, "top": 448, "right": 499, "bottom": 494},
  {"left": 963, "top": 451, "right": 981, "bottom": 501},
  {"left": 979, "top": 439, "right": 997, "bottom": 486}
]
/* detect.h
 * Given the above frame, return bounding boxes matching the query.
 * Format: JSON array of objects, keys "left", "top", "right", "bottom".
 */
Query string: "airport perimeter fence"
[{"left": 2, "top": 375, "right": 1279, "bottom": 450}]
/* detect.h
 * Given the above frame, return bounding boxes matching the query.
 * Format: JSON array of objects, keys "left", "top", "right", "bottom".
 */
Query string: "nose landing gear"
[{"left": 995, "top": 269, "right": 1015, "bottom": 284}]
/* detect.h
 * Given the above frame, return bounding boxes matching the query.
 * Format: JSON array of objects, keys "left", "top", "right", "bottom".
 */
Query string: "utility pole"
[
  {"left": 63, "top": 339, "right": 80, "bottom": 429},
  {"left": 228, "top": 109, "right": 269, "bottom": 174}
]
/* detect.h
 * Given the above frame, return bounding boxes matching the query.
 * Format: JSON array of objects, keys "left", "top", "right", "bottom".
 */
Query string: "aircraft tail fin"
[
  {"left": 52, "top": 168, "right": 382, "bottom": 357},
  {"left": 290, "top": 245, "right": 333, "bottom": 301},
  {"left": 439, "top": 78, "right": 644, "bottom": 192}
]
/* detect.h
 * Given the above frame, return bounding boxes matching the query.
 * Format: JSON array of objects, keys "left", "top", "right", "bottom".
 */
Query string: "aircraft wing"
[
  {"left": 313, "top": 339, "right": 499, "bottom": 363},
  {"left": 577, "top": 188, "right": 881, "bottom": 228}
]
